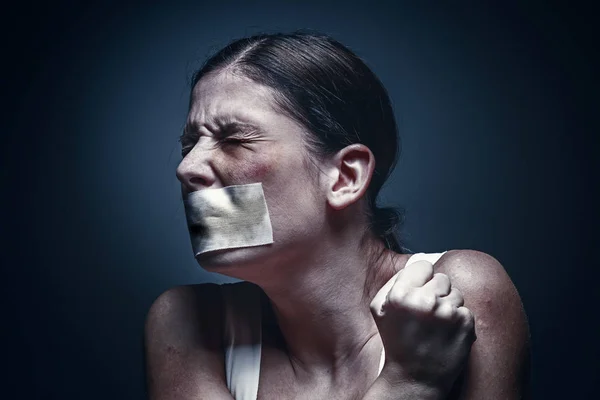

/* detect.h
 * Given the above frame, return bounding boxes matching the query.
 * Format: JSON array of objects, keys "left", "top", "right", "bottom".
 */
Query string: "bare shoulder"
[
  {"left": 435, "top": 250, "right": 532, "bottom": 399},
  {"left": 144, "top": 283, "right": 234, "bottom": 399},
  {"left": 145, "top": 283, "right": 224, "bottom": 349},
  {"left": 434, "top": 249, "right": 525, "bottom": 312},
  {"left": 434, "top": 249, "right": 529, "bottom": 332}
]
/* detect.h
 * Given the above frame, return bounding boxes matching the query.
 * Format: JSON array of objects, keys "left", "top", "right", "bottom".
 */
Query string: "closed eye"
[
  {"left": 181, "top": 146, "right": 194, "bottom": 157},
  {"left": 220, "top": 137, "right": 251, "bottom": 144},
  {"left": 179, "top": 132, "right": 198, "bottom": 156},
  {"left": 180, "top": 137, "right": 253, "bottom": 157}
]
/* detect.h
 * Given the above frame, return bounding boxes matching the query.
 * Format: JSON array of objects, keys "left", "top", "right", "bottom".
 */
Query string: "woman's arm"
[{"left": 145, "top": 284, "right": 236, "bottom": 400}]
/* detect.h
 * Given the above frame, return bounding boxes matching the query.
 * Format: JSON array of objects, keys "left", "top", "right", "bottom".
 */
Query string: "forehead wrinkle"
[
  {"left": 190, "top": 72, "right": 281, "bottom": 122},
  {"left": 185, "top": 109, "right": 264, "bottom": 137},
  {"left": 188, "top": 97, "right": 277, "bottom": 137}
]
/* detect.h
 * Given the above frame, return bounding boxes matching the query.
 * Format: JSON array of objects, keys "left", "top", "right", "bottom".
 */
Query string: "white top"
[{"left": 221, "top": 252, "right": 447, "bottom": 400}]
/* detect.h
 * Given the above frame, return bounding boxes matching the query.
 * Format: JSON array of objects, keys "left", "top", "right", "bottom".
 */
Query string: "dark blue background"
[{"left": 3, "top": 1, "right": 597, "bottom": 399}]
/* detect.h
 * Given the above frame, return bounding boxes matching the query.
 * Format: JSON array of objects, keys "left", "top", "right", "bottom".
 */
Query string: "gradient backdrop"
[{"left": 4, "top": 1, "right": 598, "bottom": 399}]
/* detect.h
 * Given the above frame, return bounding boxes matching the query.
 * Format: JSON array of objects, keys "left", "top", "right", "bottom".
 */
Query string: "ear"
[{"left": 326, "top": 144, "right": 375, "bottom": 210}]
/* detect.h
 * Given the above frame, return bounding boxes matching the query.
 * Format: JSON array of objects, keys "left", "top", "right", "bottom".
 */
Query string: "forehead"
[{"left": 187, "top": 71, "right": 281, "bottom": 129}]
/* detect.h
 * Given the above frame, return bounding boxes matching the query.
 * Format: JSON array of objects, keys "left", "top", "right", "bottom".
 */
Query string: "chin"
[{"left": 194, "top": 245, "right": 273, "bottom": 273}]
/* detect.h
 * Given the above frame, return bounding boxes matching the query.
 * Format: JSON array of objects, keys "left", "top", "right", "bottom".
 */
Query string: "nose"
[{"left": 175, "top": 143, "right": 218, "bottom": 193}]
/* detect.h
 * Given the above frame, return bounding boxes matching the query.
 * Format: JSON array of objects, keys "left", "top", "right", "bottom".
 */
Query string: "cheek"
[
  {"left": 224, "top": 148, "right": 282, "bottom": 182},
  {"left": 243, "top": 157, "right": 273, "bottom": 179}
]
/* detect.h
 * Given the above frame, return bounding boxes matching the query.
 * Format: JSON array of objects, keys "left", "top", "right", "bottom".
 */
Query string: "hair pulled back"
[{"left": 190, "top": 31, "right": 406, "bottom": 253}]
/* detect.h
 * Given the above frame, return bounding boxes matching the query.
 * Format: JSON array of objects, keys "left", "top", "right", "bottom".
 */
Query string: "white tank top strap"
[
  {"left": 404, "top": 251, "right": 448, "bottom": 266},
  {"left": 221, "top": 282, "right": 263, "bottom": 400},
  {"left": 376, "top": 251, "right": 448, "bottom": 376}
]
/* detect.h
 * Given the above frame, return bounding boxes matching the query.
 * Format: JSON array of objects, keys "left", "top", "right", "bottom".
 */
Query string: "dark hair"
[{"left": 190, "top": 31, "right": 406, "bottom": 253}]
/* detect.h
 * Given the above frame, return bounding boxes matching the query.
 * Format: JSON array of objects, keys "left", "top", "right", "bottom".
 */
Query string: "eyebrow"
[{"left": 181, "top": 119, "right": 261, "bottom": 140}]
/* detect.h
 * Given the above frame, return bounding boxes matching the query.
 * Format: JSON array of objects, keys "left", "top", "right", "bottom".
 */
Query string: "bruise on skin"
[
  {"left": 229, "top": 143, "right": 283, "bottom": 184},
  {"left": 166, "top": 344, "right": 182, "bottom": 357},
  {"left": 244, "top": 156, "right": 275, "bottom": 180}
]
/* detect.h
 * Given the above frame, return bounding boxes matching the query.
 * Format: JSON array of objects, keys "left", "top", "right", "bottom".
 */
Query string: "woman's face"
[{"left": 176, "top": 70, "right": 327, "bottom": 273}]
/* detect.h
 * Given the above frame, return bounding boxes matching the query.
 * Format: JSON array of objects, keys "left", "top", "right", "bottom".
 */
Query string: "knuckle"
[
  {"left": 405, "top": 289, "right": 436, "bottom": 313},
  {"left": 466, "top": 312, "right": 476, "bottom": 329},
  {"left": 450, "top": 288, "right": 465, "bottom": 304},
  {"left": 435, "top": 302, "right": 456, "bottom": 320},
  {"left": 421, "top": 293, "right": 437, "bottom": 312},
  {"left": 457, "top": 306, "right": 475, "bottom": 327},
  {"left": 432, "top": 273, "right": 451, "bottom": 292},
  {"left": 393, "top": 269, "right": 406, "bottom": 283},
  {"left": 386, "top": 286, "right": 408, "bottom": 307},
  {"left": 400, "top": 288, "right": 419, "bottom": 305},
  {"left": 423, "top": 262, "right": 434, "bottom": 278}
]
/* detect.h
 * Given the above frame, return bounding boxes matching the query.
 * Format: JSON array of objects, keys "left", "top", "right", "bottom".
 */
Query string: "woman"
[{"left": 145, "top": 32, "right": 530, "bottom": 399}]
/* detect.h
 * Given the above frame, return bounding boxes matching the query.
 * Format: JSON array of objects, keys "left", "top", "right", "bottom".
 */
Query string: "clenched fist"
[{"left": 370, "top": 259, "right": 476, "bottom": 395}]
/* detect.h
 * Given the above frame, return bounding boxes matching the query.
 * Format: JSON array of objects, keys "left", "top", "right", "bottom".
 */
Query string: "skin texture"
[{"left": 145, "top": 71, "right": 531, "bottom": 399}]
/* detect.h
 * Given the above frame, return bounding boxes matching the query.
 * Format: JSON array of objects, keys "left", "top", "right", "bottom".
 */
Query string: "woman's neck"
[{"left": 251, "top": 236, "right": 410, "bottom": 382}]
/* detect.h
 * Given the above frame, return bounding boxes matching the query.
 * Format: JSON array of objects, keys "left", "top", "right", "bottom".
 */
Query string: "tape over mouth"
[{"left": 183, "top": 183, "right": 274, "bottom": 256}]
